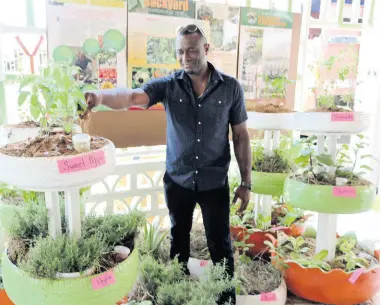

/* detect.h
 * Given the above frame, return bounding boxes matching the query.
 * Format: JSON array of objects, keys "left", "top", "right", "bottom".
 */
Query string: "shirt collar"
[{"left": 176, "top": 62, "right": 224, "bottom": 83}]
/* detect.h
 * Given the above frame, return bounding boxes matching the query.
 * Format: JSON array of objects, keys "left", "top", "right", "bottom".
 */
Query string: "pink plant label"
[
  {"left": 272, "top": 226, "right": 287, "bottom": 231},
  {"left": 260, "top": 292, "right": 277, "bottom": 302},
  {"left": 333, "top": 186, "right": 356, "bottom": 198},
  {"left": 57, "top": 150, "right": 105, "bottom": 174},
  {"left": 331, "top": 112, "right": 354, "bottom": 122},
  {"left": 349, "top": 268, "right": 364, "bottom": 284},
  {"left": 200, "top": 260, "right": 209, "bottom": 267},
  {"left": 91, "top": 270, "right": 116, "bottom": 290}
]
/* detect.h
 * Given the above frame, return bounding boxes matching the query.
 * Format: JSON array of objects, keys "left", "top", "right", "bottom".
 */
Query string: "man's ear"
[{"left": 204, "top": 43, "right": 210, "bottom": 55}]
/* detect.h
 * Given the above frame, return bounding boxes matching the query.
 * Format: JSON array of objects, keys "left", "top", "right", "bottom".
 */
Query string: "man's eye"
[{"left": 176, "top": 50, "right": 184, "bottom": 55}]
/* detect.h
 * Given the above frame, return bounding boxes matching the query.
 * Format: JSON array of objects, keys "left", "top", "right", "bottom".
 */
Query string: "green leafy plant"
[
  {"left": 283, "top": 236, "right": 310, "bottom": 255},
  {"left": 334, "top": 236, "right": 370, "bottom": 272},
  {"left": 0, "top": 183, "right": 41, "bottom": 206},
  {"left": 18, "top": 63, "right": 87, "bottom": 133},
  {"left": 82, "top": 209, "right": 145, "bottom": 251},
  {"left": 276, "top": 204, "right": 307, "bottom": 227},
  {"left": 289, "top": 250, "right": 332, "bottom": 271},
  {"left": 21, "top": 233, "right": 106, "bottom": 279},
  {"left": 255, "top": 214, "right": 272, "bottom": 231},
  {"left": 261, "top": 74, "right": 293, "bottom": 99},
  {"left": 190, "top": 226, "right": 210, "bottom": 260},
  {"left": 138, "top": 218, "right": 169, "bottom": 261},
  {"left": 251, "top": 136, "right": 295, "bottom": 173}
]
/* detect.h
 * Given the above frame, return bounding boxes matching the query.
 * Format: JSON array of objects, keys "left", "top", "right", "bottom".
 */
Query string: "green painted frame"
[
  {"left": 2, "top": 247, "right": 139, "bottom": 305},
  {"left": 284, "top": 177, "right": 376, "bottom": 214},
  {"left": 251, "top": 171, "right": 289, "bottom": 196}
]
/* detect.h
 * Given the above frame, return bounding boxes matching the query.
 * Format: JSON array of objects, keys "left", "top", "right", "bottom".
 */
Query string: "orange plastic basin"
[{"left": 0, "top": 289, "right": 14, "bottom": 305}]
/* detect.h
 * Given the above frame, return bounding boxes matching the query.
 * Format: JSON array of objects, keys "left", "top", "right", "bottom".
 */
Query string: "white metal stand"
[
  {"left": 255, "top": 130, "right": 281, "bottom": 228},
  {"left": 45, "top": 191, "right": 62, "bottom": 239},
  {"left": 315, "top": 134, "right": 339, "bottom": 260}
]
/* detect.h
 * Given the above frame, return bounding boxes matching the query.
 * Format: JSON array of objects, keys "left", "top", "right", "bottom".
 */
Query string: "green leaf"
[
  {"left": 18, "top": 91, "right": 30, "bottom": 106},
  {"left": 360, "top": 165, "right": 373, "bottom": 171},
  {"left": 30, "top": 104, "right": 41, "bottom": 120},
  {"left": 313, "top": 250, "right": 328, "bottom": 261},
  {"left": 64, "top": 122, "right": 73, "bottom": 133},
  {"left": 316, "top": 154, "right": 335, "bottom": 166},
  {"left": 30, "top": 94, "right": 39, "bottom": 106},
  {"left": 19, "top": 75, "right": 37, "bottom": 89}
]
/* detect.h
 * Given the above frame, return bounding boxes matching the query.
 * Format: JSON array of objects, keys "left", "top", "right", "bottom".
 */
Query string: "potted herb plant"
[
  {"left": 0, "top": 63, "right": 86, "bottom": 147},
  {"left": 284, "top": 135, "right": 377, "bottom": 214},
  {"left": 267, "top": 233, "right": 379, "bottom": 305},
  {"left": 235, "top": 253, "right": 287, "bottom": 305},
  {"left": 230, "top": 202, "right": 309, "bottom": 256},
  {"left": 250, "top": 136, "right": 297, "bottom": 196},
  {"left": 246, "top": 74, "right": 295, "bottom": 130},
  {"left": 2, "top": 202, "right": 145, "bottom": 305},
  {"left": 295, "top": 45, "right": 370, "bottom": 133}
]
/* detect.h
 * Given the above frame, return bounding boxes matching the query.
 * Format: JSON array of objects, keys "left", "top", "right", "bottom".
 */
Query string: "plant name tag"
[
  {"left": 349, "top": 268, "right": 364, "bottom": 284},
  {"left": 333, "top": 186, "right": 356, "bottom": 198},
  {"left": 91, "top": 270, "right": 116, "bottom": 290},
  {"left": 260, "top": 292, "right": 277, "bottom": 302},
  {"left": 331, "top": 112, "right": 354, "bottom": 122},
  {"left": 57, "top": 150, "right": 105, "bottom": 174},
  {"left": 199, "top": 260, "right": 209, "bottom": 267}
]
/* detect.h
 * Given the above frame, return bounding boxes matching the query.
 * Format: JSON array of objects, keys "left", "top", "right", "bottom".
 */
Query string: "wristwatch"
[{"left": 240, "top": 181, "right": 252, "bottom": 191}]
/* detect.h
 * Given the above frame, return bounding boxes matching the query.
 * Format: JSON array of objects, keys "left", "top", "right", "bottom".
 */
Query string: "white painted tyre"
[
  {"left": 236, "top": 279, "right": 287, "bottom": 305},
  {"left": 246, "top": 112, "right": 296, "bottom": 130},
  {"left": 0, "top": 139, "right": 115, "bottom": 192},
  {"left": 0, "top": 125, "right": 40, "bottom": 147},
  {"left": 293, "top": 112, "right": 370, "bottom": 133},
  {"left": 188, "top": 257, "right": 212, "bottom": 278}
]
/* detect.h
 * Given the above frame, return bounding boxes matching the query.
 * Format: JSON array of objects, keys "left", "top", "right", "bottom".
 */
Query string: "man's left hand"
[{"left": 232, "top": 186, "right": 250, "bottom": 214}]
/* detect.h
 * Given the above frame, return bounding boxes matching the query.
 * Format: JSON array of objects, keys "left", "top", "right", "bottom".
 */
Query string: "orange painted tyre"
[
  {"left": 0, "top": 289, "right": 14, "bottom": 305},
  {"left": 285, "top": 262, "right": 380, "bottom": 305},
  {"left": 230, "top": 224, "right": 304, "bottom": 255}
]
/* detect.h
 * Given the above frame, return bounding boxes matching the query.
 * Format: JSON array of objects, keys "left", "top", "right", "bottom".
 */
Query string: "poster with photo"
[
  {"left": 195, "top": 1, "right": 240, "bottom": 77},
  {"left": 128, "top": 3, "right": 195, "bottom": 109},
  {"left": 238, "top": 8, "right": 294, "bottom": 100},
  {"left": 128, "top": 0, "right": 196, "bottom": 18},
  {"left": 46, "top": 0, "right": 127, "bottom": 90}
]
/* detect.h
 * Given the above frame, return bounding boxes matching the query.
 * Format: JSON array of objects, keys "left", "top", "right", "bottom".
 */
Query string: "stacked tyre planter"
[
  {"left": 0, "top": 135, "right": 140, "bottom": 305},
  {"left": 281, "top": 111, "right": 380, "bottom": 305},
  {"left": 232, "top": 111, "right": 305, "bottom": 256}
]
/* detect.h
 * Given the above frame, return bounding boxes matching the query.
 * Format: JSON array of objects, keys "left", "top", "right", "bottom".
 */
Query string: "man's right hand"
[{"left": 82, "top": 90, "right": 103, "bottom": 118}]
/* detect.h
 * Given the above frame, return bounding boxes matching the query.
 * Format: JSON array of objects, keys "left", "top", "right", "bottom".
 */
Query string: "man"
[{"left": 84, "top": 24, "right": 252, "bottom": 304}]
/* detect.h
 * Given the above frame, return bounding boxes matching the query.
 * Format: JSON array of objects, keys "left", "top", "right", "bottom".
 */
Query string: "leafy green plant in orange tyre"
[{"left": 266, "top": 234, "right": 380, "bottom": 305}]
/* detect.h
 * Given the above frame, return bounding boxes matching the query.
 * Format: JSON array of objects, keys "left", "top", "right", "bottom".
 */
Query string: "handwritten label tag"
[
  {"left": 260, "top": 292, "right": 277, "bottom": 302},
  {"left": 333, "top": 186, "right": 356, "bottom": 198},
  {"left": 57, "top": 150, "right": 105, "bottom": 174},
  {"left": 349, "top": 268, "right": 364, "bottom": 284},
  {"left": 199, "top": 260, "right": 209, "bottom": 267},
  {"left": 272, "top": 226, "right": 287, "bottom": 231},
  {"left": 331, "top": 112, "right": 354, "bottom": 122},
  {"left": 91, "top": 270, "right": 116, "bottom": 290}
]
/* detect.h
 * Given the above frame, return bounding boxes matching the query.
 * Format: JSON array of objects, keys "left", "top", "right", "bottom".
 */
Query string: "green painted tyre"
[
  {"left": 2, "top": 247, "right": 139, "bottom": 305},
  {"left": 284, "top": 177, "right": 376, "bottom": 214},
  {"left": 0, "top": 202, "right": 22, "bottom": 232},
  {"left": 251, "top": 171, "right": 289, "bottom": 196}
]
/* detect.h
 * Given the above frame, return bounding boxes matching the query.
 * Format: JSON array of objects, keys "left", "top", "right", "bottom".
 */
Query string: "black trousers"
[{"left": 163, "top": 173, "right": 236, "bottom": 305}]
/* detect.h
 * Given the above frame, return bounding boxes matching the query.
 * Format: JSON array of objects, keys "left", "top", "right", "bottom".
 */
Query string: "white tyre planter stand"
[
  {"left": 236, "top": 279, "right": 287, "bottom": 305},
  {"left": 0, "top": 138, "right": 116, "bottom": 238}
]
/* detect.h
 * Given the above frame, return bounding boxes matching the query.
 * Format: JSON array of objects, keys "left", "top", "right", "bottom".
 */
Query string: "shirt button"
[
  {"left": 197, "top": 139, "right": 200, "bottom": 142},
  {"left": 193, "top": 181, "right": 195, "bottom": 184},
  {"left": 196, "top": 156, "right": 199, "bottom": 159},
  {"left": 198, "top": 104, "right": 201, "bottom": 107},
  {"left": 218, "top": 101, "right": 221, "bottom": 104},
  {"left": 180, "top": 99, "right": 183, "bottom": 102},
  {"left": 196, "top": 170, "right": 198, "bottom": 174},
  {"left": 198, "top": 122, "right": 201, "bottom": 125}
]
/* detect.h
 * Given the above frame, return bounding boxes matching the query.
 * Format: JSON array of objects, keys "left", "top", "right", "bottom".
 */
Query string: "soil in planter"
[
  {"left": 282, "top": 237, "right": 379, "bottom": 271},
  {"left": 307, "top": 106, "right": 353, "bottom": 113},
  {"left": 292, "top": 173, "right": 372, "bottom": 187},
  {"left": 0, "top": 134, "right": 108, "bottom": 157},
  {"left": 237, "top": 259, "right": 282, "bottom": 295},
  {"left": 253, "top": 152, "right": 292, "bottom": 173},
  {"left": 190, "top": 225, "right": 210, "bottom": 260},
  {"left": 246, "top": 103, "right": 293, "bottom": 113},
  {"left": 4, "top": 121, "right": 39, "bottom": 128}
]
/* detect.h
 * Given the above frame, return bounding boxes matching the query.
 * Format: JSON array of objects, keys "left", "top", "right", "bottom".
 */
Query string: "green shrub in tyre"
[
  {"left": 285, "top": 135, "right": 377, "bottom": 214},
  {"left": 2, "top": 203, "right": 145, "bottom": 305},
  {"left": 251, "top": 136, "right": 299, "bottom": 196}
]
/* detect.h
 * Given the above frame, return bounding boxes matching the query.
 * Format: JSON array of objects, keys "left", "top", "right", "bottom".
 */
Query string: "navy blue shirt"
[{"left": 142, "top": 63, "right": 248, "bottom": 191}]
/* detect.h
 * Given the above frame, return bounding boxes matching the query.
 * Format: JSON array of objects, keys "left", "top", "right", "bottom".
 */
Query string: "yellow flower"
[{"left": 101, "top": 81, "right": 114, "bottom": 89}]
